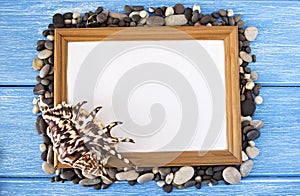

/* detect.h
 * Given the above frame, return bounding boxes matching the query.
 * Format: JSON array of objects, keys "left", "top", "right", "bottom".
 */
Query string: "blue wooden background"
[{"left": 0, "top": 0, "right": 300, "bottom": 195}]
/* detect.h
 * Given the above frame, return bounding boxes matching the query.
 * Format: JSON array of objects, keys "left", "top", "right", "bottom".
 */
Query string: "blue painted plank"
[
  {"left": 0, "top": 87, "right": 299, "bottom": 177},
  {"left": 1, "top": 177, "right": 300, "bottom": 196},
  {"left": 0, "top": 0, "right": 300, "bottom": 85}
]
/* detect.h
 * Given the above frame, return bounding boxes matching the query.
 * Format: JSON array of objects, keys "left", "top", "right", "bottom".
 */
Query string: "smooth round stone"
[
  {"left": 162, "top": 184, "right": 173, "bottom": 193},
  {"left": 246, "top": 129, "right": 260, "bottom": 140},
  {"left": 193, "top": 4, "right": 201, "bottom": 13},
  {"left": 222, "top": 167, "right": 241, "bottom": 184},
  {"left": 245, "top": 81, "right": 255, "bottom": 90},
  {"left": 241, "top": 116, "right": 252, "bottom": 122},
  {"left": 73, "top": 12, "right": 80, "bottom": 19},
  {"left": 96, "top": 13, "right": 108, "bottom": 23},
  {"left": 53, "top": 13, "right": 64, "bottom": 28},
  {"left": 39, "top": 144, "right": 47, "bottom": 152},
  {"left": 35, "top": 115, "right": 47, "bottom": 135},
  {"left": 213, "top": 171, "right": 223, "bottom": 181},
  {"left": 165, "top": 173, "right": 174, "bottom": 184},
  {"left": 129, "top": 11, "right": 140, "bottom": 18},
  {"left": 237, "top": 20, "right": 245, "bottom": 28},
  {"left": 124, "top": 5, "right": 131, "bottom": 14},
  {"left": 251, "top": 71, "right": 259, "bottom": 81},
  {"left": 41, "top": 79, "right": 50, "bottom": 86},
  {"left": 244, "top": 73, "right": 251, "bottom": 80},
  {"left": 227, "top": 9, "right": 234, "bottom": 17},
  {"left": 219, "top": 9, "right": 227, "bottom": 17},
  {"left": 195, "top": 176, "right": 201, "bottom": 182},
  {"left": 159, "top": 167, "right": 171, "bottom": 176},
  {"left": 137, "top": 173, "right": 154, "bottom": 184},
  {"left": 79, "top": 178, "right": 101, "bottom": 186},
  {"left": 192, "top": 13, "right": 200, "bottom": 23},
  {"left": 40, "top": 64, "right": 51, "bottom": 78},
  {"left": 60, "top": 170, "right": 75, "bottom": 180},
  {"left": 47, "top": 35, "right": 54, "bottom": 41},
  {"left": 242, "top": 151, "right": 249, "bottom": 161},
  {"left": 152, "top": 167, "right": 159, "bottom": 174},
  {"left": 146, "top": 16, "right": 165, "bottom": 26},
  {"left": 248, "top": 140, "right": 256, "bottom": 147},
  {"left": 44, "top": 41, "right": 54, "bottom": 50},
  {"left": 32, "top": 58, "right": 44, "bottom": 71},
  {"left": 47, "top": 145, "right": 54, "bottom": 164},
  {"left": 185, "top": 8, "right": 192, "bottom": 20},
  {"left": 132, "top": 6, "right": 144, "bottom": 11},
  {"left": 74, "top": 168, "right": 83, "bottom": 179},
  {"left": 165, "top": 6, "right": 174, "bottom": 17},
  {"left": 132, "top": 14, "right": 141, "bottom": 22},
  {"left": 115, "top": 170, "right": 139, "bottom": 181},
  {"left": 42, "top": 162, "right": 55, "bottom": 175},
  {"left": 184, "top": 180, "right": 196, "bottom": 188},
  {"left": 173, "top": 166, "right": 194, "bottom": 185},
  {"left": 240, "top": 51, "right": 252, "bottom": 62},
  {"left": 33, "top": 84, "right": 45, "bottom": 95},
  {"left": 255, "top": 96, "right": 263, "bottom": 105},
  {"left": 38, "top": 49, "right": 53, "bottom": 60},
  {"left": 139, "top": 10, "right": 148, "bottom": 18},
  {"left": 174, "top": 4, "right": 184, "bottom": 14},
  {"left": 165, "top": 15, "right": 188, "bottom": 26},
  {"left": 250, "top": 120, "right": 264, "bottom": 130},
  {"left": 242, "top": 100, "right": 256, "bottom": 116},
  {"left": 109, "top": 12, "right": 127, "bottom": 20},
  {"left": 240, "top": 160, "right": 253, "bottom": 177},
  {"left": 200, "top": 14, "right": 211, "bottom": 24},
  {"left": 245, "top": 27, "right": 258, "bottom": 41},
  {"left": 64, "top": 19, "right": 72, "bottom": 25},
  {"left": 157, "top": 180, "right": 165, "bottom": 187},
  {"left": 246, "top": 146, "right": 260, "bottom": 158}
]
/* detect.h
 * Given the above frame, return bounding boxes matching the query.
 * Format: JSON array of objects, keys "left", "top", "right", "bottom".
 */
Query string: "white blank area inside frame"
[{"left": 67, "top": 40, "right": 227, "bottom": 153}]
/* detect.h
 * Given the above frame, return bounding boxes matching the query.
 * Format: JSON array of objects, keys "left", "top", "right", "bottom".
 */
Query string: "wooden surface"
[{"left": 0, "top": 0, "right": 299, "bottom": 195}]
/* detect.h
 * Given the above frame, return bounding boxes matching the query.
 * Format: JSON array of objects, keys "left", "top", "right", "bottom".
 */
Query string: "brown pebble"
[
  {"left": 174, "top": 4, "right": 185, "bottom": 14},
  {"left": 162, "top": 184, "right": 173, "bottom": 193}
]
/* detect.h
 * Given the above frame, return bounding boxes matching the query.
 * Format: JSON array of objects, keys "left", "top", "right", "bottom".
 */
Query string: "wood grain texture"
[
  {"left": 0, "top": 0, "right": 299, "bottom": 85},
  {"left": 1, "top": 177, "right": 300, "bottom": 195},
  {"left": 0, "top": 0, "right": 299, "bottom": 195}
]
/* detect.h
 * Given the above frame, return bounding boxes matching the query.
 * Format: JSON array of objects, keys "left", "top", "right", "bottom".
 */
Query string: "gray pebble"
[
  {"left": 146, "top": 16, "right": 165, "bottom": 26},
  {"left": 53, "top": 13, "right": 64, "bottom": 28},
  {"left": 79, "top": 178, "right": 101, "bottom": 186},
  {"left": 42, "top": 162, "right": 55, "bottom": 175},
  {"left": 222, "top": 167, "right": 241, "bottom": 184},
  {"left": 184, "top": 180, "right": 196, "bottom": 188},
  {"left": 200, "top": 14, "right": 211, "bottom": 24},
  {"left": 109, "top": 12, "right": 127, "bottom": 20},
  {"left": 60, "top": 170, "right": 75, "bottom": 180},
  {"left": 192, "top": 13, "right": 200, "bottom": 23},
  {"left": 237, "top": 20, "right": 245, "bottom": 28},
  {"left": 132, "top": 6, "right": 144, "bottom": 11},
  {"left": 165, "top": 15, "right": 188, "bottom": 26},
  {"left": 46, "top": 145, "right": 54, "bottom": 164},
  {"left": 246, "top": 129, "right": 260, "bottom": 140},
  {"left": 41, "top": 79, "right": 50, "bottom": 86},
  {"left": 74, "top": 168, "right": 83, "bottom": 179},
  {"left": 246, "top": 146, "right": 260, "bottom": 158},
  {"left": 240, "top": 160, "right": 253, "bottom": 177},
  {"left": 159, "top": 167, "right": 171, "bottom": 176},
  {"left": 245, "top": 27, "right": 258, "bottom": 41},
  {"left": 33, "top": 84, "right": 45, "bottom": 95},
  {"left": 250, "top": 120, "right": 264, "bottom": 130},
  {"left": 137, "top": 173, "right": 154, "bottom": 184},
  {"left": 173, "top": 166, "right": 194, "bottom": 185},
  {"left": 96, "top": 13, "right": 108, "bottom": 23},
  {"left": 115, "top": 170, "right": 139, "bottom": 181},
  {"left": 219, "top": 9, "right": 227, "bottom": 17},
  {"left": 124, "top": 5, "right": 132, "bottom": 14},
  {"left": 40, "top": 64, "right": 51, "bottom": 78},
  {"left": 38, "top": 49, "right": 53, "bottom": 60},
  {"left": 240, "top": 51, "right": 252, "bottom": 62}
]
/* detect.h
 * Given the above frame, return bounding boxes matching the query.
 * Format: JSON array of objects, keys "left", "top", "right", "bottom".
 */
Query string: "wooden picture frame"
[{"left": 54, "top": 26, "right": 241, "bottom": 168}]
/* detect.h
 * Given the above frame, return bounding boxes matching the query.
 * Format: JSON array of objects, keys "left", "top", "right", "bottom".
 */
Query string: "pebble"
[
  {"left": 44, "top": 41, "right": 54, "bottom": 50},
  {"left": 154, "top": 8, "right": 163, "bottom": 16},
  {"left": 240, "top": 51, "right": 252, "bottom": 62},
  {"left": 251, "top": 71, "right": 259, "bottom": 81},
  {"left": 174, "top": 4, "right": 185, "bottom": 14},
  {"left": 219, "top": 9, "right": 227, "bottom": 17},
  {"left": 245, "top": 27, "right": 258, "bottom": 41},
  {"left": 60, "top": 170, "right": 75, "bottom": 180},
  {"left": 162, "top": 184, "right": 173, "bottom": 193},
  {"left": 42, "top": 162, "right": 55, "bottom": 175},
  {"left": 152, "top": 167, "right": 158, "bottom": 174},
  {"left": 185, "top": 8, "right": 192, "bottom": 21},
  {"left": 32, "top": 58, "right": 44, "bottom": 71},
  {"left": 115, "top": 170, "right": 139, "bottom": 181},
  {"left": 245, "top": 81, "right": 255, "bottom": 90},
  {"left": 124, "top": 5, "right": 131, "bottom": 14},
  {"left": 244, "top": 73, "right": 251, "bottom": 80},
  {"left": 240, "top": 160, "right": 253, "bottom": 177},
  {"left": 47, "top": 35, "right": 54, "bottom": 41},
  {"left": 246, "top": 129, "right": 260, "bottom": 140},
  {"left": 165, "top": 15, "right": 188, "bottom": 26},
  {"left": 248, "top": 140, "right": 256, "bottom": 147},
  {"left": 200, "top": 14, "right": 211, "bottom": 24},
  {"left": 47, "top": 145, "right": 54, "bottom": 164},
  {"left": 39, "top": 144, "right": 47, "bottom": 152},
  {"left": 193, "top": 4, "right": 201, "bottom": 13},
  {"left": 213, "top": 171, "right": 223, "bottom": 181},
  {"left": 192, "top": 13, "right": 200, "bottom": 23},
  {"left": 184, "top": 180, "right": 196, "bottom": 188},
  {"left": 195, "top": 176, "right": 202, "bottom": 182},
  {"left": 35, "top": 115, "right": 47, "bottom": 135},
  {"left": 132, "top": 6, "right": 144, "bottom": 11},
  {"left": 241, "top": 100, "right": 256, "bottom": 116},
  {"left": 109, "top": 12, "right": 127, "bottom": 20},
  {"left": 53, "top": 13, "right": 64, "bottom": 28},
  {"left": 146, "top": 16, "right": 165, "bottom": 26},
  {"left": 64, "top": 19, "right": 72, "bottom": 25},
  {"left": 173, "top": 166, "right": 194, "bottom": 185},
  {"left": 246, "top": 146, "right": 260, "bottom": 158},
  {"left": 157, "top": 180, "right": 165, "bottom": 187},
  {"left": 79, "top": 178, "right": 101, "bottom": 186},
  {"left": 137, "top": 173, "right": 154, "bottom": 184},
  {"left": 227, "top": 9, "right": 234, "bottom": 17},
  {"left": 38, "top": 49, "right": 53, "bottom": 60},
  {"left": 159, "top": 167, "right": 171, "bottom": 176},
  {"left": 139, "top": 10, "right": 148, "bottom": 18},
  {"left": 149, "top": 7, "right": 155, "bottom": 13},
  {"left": 43, "top": 134, "right": 51, "bottom": 145},
  {"left": 165, "top": 6, "right": 174, "bottom": 17},
  {"left": 222, "top": 167, "right": 241, "bottom": 184},
  {"left": 40, "top": 64, "right": 51, "bottom": 78},
  {"left": 250, "top": 120, "right": 264, "bottom": 130},
  {"left": 72, "top": 12, "right": 80, "bottom": 19},
  {"left": 96, "top": 13, "right": 108, "bottom": 23},
  {"left": 74, "top": 168, "right": 83, "bottom": 179},
  {"left": 255, "top": 96, "right": 263, "bottom": 105},
  {"left": 32, "top": 104, "right": 40, "bottom": 114},
  {"left": 165, "top": 173, "right": 174, "bottom": 184},
  {"left": 242, "top": 151, "right": 249, "bottom": 161},
  {"left": 41, "top": 79, "right": 50, "bottom": 86}
]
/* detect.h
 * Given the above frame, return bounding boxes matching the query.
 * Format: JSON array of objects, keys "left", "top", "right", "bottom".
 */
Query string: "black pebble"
[
  {"left": 41, "top": 151, "right": 47, "bottom": 161},
  {"left": 95, "top": 6, "right": 103, "bottom": 14},
  {"left": 185, "top": 8, "right": 192, "bottom": 21},
  {"left": 162, "top": 184, "right": 173, "bottom": 193},
  {"left": 128, "top": 180, "right": 137, "bottom": 186},
  {"left": 132, "top": 6, "right": 144, "bottom": 11},
  {"left": 241, "top": 100, "right": 256, "bottom": 116},
  {"left": 155, "top": 8, "right": 163, "bottom": 16},
  {"left": 246, "top": 129, "right": 260, "bottom": 140},
  {"left": 200, "top": 14, "right": 211, "bottom": 24},
  {"left": 53, "top": 13, "right": 64, "bottom": 28}
]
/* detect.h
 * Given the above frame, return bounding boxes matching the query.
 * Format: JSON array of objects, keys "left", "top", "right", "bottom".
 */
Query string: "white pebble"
[
  {"left": 246, "top": 81, "right": 255, "bottom": 90},
  {"left": 244, "top": 73, "right": 251, "bottom": 80},
  {"left": 55, "top": 169, "right": 61, "bottom": 175},
  {"left": 73, "top": 12, "right": 81, "bottom": 19},
  {"left": 239, "top": 57, "right": 243, "bottom": 66},
  {"left": 255, "top": 96, "right": 263, "bottom": 104},
  {"left": 240, "top": 67, "right": 244, "bottom": 74},
  {"left": 242, "top": 151, "right": 249, "bottom": 161},
  {"left": 195, "top": 176, "right": 202, "bottom": 182},
  {"left": 45, "top": 91, "right": 52, "bottom": 98},
  {"left": 72, "top": 19, "right": 77, "bottom": 25},
  {"left": 251, "top": 71, "right": 259, "bottom": 81},
  {"left": 32, "top": 104, "right": 40, "bottom": 114},
  {"left": 149, "top": 7, "right": 155, "bottom": 13},
  {"left": 157, "top": 181, "right": 165, "bottom": 187},
  {"left": 241, "top": 116, "right": 252, "bottom": 122},
  {"left": 193, "top": 4, "right": 201, "bottom": 13},
  {"left": 165, "top": 173, "right": 174, "bottom": 184},
  {"left": 47, "top": 35, "right": 54, "bottom": 41},
  {"left": 165, "top": 6, "right": 174, "bottom": 17},
  {"left": 152, "top": 167, "right": 159, "bottom": 174},
  {"left": 206, "top": 23, "right": 212, "bottom": 26},
  {"left": 32, "top": 97, "right": 38, "bottom": 105},
  {"left": 139, "top": 10, "right": 148, "bottom": 18},
  {"left": 227, "top": 9, "right": 234, "bottom": 17},
  {"left": 248, "top": 140, "right": 256, "bottom": 147},
  {"left": 64, "top": 19, "right": 72, "bottom": 25},
  {"left": 39, "top": 144, "right": 47, "bottom": 152}
]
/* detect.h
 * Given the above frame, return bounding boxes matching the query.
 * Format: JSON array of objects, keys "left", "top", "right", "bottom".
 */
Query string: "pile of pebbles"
[{"left": 32, "top": 4, "right": 263, "bottom": 193}]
